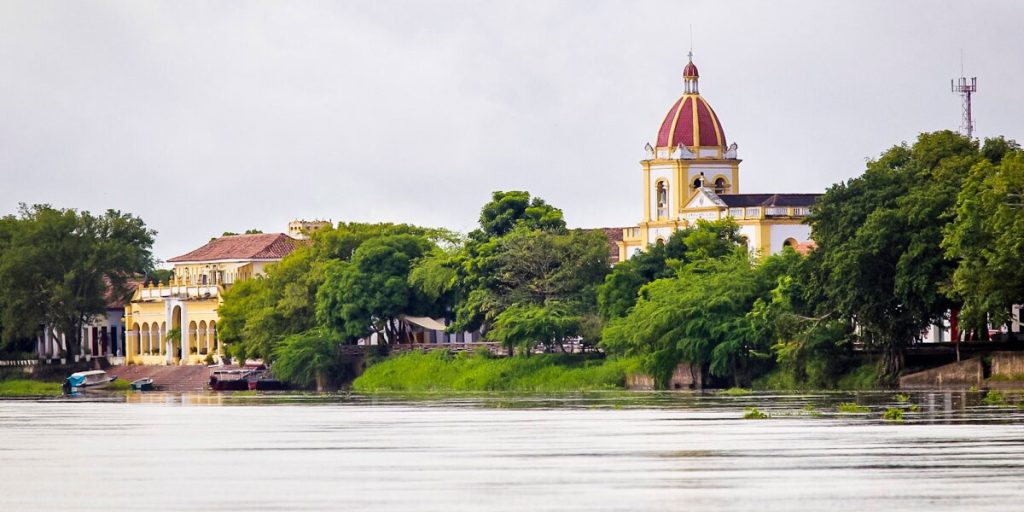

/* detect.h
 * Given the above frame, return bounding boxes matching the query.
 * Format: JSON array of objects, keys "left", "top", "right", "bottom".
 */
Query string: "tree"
[
  {"left": 597, "top": 218, "right": 746, "bottom": 320},
  {"left": 219, "top": 222, "right": 450, "bottom": 360},
  {"left": 490, "top": 302, "right": 581, "bottom": 354},
  {"left": 271, "top": 328, "right": 345, "bottom": 390},
  {"left": 316, "top": 234, "right": 437, "bottom": 343},
  {"left": 450, "top": 226, "right": 609, "bottom": 334},
  {"left": 0, "top": 204, "right": 155, "bottom": 356},
  {"left": 944, "top": 138, "right": 1024, "bottom": 330},
  {"left": 601, "top": 247, "right": 795, "bottom": 387},
  {"left": 471, "top": 190, "right": 565, "bottom": 241},
  {"left": 808, "top": 131, "right": 981, "bottom": 381},
  {"left": 748, "top": 256, "right": 856, "bottom": 388}
]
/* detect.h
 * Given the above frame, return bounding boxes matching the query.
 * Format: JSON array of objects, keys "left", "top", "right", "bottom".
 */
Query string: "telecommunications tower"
[{"left": 951, "top": 53, "right": 977, "bottom": 139}]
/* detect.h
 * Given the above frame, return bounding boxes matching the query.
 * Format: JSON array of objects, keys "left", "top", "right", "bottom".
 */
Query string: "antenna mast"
[{"left": 950, "top": 51, "right": 977, "bottom": 139}]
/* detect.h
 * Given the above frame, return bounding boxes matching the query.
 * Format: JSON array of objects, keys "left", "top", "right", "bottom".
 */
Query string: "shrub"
[
  {"left": 982, "top": 390, "right": 1006, "bottom": 406},
  {"left": 743, "top": 407, "right": 769, "bottom": 419},
  {"left": 883, "top": 407, "right": 904, "bottom": 422},
  {"left": 0, "top": 379, "right": 63, "bottom": 397},
  {"left": 353, "top": 351, "right": 639, "bottom": 393},
  {"left": 837, "top": 402, "right": 869, "bottom": 413},
  {"left": 720, "top": 387, "right": 751, "bottom": 396},
  {"left": 835, "top": 363, "right": 880, "bottom": 390}
]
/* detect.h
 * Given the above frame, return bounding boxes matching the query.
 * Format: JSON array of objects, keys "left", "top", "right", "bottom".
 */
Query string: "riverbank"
[
  {"left": 352, "top": 350, "right": 889, "bottom": 393},
  {"left": 352, "top": 350, "right": 640, "bottom": 393}
]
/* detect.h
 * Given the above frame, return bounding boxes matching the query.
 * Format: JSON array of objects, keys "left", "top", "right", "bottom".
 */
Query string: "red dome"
[
  {"left": 656, "top": 94, "right": 726, "bottom": 148},
  {"left": 683, "top": 61, "right": 699, "bottom": 78}
]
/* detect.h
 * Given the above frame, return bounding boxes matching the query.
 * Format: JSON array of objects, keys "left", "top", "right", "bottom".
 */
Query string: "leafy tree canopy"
[
  {"left": 0, "top": 204, "right": 155, "bottom": 355},
  {"left": 808, "top": 130, "right": 984, "bottom": 380},
  {"left": 943, "top": 137, "right": 1024, "bottom": 328},
  {"left": 601, "top": 247, "right": 800, "bottom": 387},
  {"left": 471, "top": 190, "right": 566, "bottom": 241},
  {"left": 597, "top": 218, "right": 746, "bottom": 320}
]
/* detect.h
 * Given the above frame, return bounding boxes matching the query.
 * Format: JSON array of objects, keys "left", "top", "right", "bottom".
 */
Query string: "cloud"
[{"left": 1, "top": 0, "right": 1022, "bottom": 260}]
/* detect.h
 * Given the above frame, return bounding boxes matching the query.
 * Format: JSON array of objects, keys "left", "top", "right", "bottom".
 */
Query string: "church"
[{"left": 616, "top": 53, "right": 819, "bottom": 261}]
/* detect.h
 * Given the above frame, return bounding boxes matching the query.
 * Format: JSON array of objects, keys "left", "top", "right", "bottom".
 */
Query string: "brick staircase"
[{"left": 107, "top": 365, "right": 239, "bottom": 392}]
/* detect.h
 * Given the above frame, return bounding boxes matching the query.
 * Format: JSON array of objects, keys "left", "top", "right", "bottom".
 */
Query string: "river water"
[{"left": 1, "top": 391, "right": 1023, "bottom": 511}]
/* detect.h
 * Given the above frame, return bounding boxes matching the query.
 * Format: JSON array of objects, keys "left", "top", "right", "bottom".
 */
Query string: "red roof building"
[{"left": 168, "top": 233, "right": 299, "bottom": 263}]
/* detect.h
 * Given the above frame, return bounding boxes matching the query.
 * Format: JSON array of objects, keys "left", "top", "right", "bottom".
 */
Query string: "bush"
[
  {"left": 835, "top": 363, "right": 881, "bottom": 390},
  {"left": 837, "top": 402, "right": 869, "bottom": 413},
  {"left": 883, "top": 407, "right": 904, "bottom": 422},
  {"left": 720, "top": 387, "right": 751, "bottom": 396},
  {"left": 982, "top": 390, "right": 1006, "bottom": 406},
  {"left": 743, "top": 407, "right": 769, "bottom": 419},
  {"left": 353, "top": 351, "right": 639, "bottom": 393},
  {"left": 0, "top": 379, "right": 63, "bottom": 397}
]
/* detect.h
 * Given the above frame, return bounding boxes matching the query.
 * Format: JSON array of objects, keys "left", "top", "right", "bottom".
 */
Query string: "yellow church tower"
[{"left": 617, "top": 52, "right": 818, "bottom": 260}]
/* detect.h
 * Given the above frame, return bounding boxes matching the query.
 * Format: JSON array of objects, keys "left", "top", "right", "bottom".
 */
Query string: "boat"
[
  {"left": 253, "top": 376, "right": 287, "bottom": 391},
  {"left": 209, "top": 365, "right": 289, "bottom": 392},
  {"left": 130, "top": 378, "right": 155, "bottom": 391},
  {"left": 64, "top": 370, "right": 116, "bottom": 393},
  {"left": 209, "top": 369, "right": 252, "bottom": 391}
]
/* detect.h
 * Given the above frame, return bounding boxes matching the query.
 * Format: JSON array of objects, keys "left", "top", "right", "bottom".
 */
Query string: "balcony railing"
[{"left": 137, "top": 284, "right": 220, "bottom": 301}]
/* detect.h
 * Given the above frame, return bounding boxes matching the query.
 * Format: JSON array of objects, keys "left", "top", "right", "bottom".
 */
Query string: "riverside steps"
[{"left": 105, "top": 365, "right": 235, "bottom": 392}]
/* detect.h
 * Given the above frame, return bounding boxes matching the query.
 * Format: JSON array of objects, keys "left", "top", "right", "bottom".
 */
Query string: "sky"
[{"left": 1, "top": 0, "right": 1022, "bottom": 262}]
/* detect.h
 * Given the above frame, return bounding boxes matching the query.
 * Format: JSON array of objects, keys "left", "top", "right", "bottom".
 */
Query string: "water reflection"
[{"left": 1, "top": 391, "right": 1023, "bottom": 511}]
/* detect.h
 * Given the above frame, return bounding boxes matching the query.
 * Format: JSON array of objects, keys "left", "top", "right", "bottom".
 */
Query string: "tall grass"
[
  {"left": 0, "top": 379, "right": 63, "bottom": 397},
  {"left": 352, "top": 350, "right": 640, "bottom": 393}
]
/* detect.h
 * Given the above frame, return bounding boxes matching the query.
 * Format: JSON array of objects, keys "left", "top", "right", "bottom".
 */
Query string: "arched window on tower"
[
  {"left": 714, "top": 177, "right": 729, "bottom": 195},
  {"left": 692, "top": 171, "right": 707, "bottom": 191},
  {"left": 656, "top": 181, "right": 668, "bottom": 219}
]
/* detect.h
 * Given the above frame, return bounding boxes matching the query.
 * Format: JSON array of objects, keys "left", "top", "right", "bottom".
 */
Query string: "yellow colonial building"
[
  {"left": 124, "top": 231, "right": 300, "bottom": 365},
  {"left": 617, "top": 53, "right": 819, "bottom": 260}
]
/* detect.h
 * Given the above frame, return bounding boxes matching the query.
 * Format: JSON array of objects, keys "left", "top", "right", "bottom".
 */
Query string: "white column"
[
  {"left": 1013, "top": 305, "right": 1021, "bottom": 334},
  {"left": 180, "top": 306, "right": 189, "bottom": 365}
]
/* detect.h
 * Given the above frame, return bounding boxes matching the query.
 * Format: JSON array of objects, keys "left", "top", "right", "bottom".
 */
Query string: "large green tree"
[
  {"left": 450, "top": 226, "right": 609, "bottom": 337},
  {"left": 808, "top": 131, "right": 983, "bottom": 381},
  {"left": 601, "top": 248, "right": 799, "bottom": 387},
  {"left": 943, "top": 138, "right": 1024, "bottom": 330},
  {"left": 0, "top": 204, "right": 154, "bottom": 356},
  {"left": 316, "top": 233, "right": 438, "bottom": 343},
  {"left": 597, "top": 218, "right": 747, "bottom": 320}
]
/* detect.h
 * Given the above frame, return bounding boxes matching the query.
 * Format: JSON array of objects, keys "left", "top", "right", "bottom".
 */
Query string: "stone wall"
[
  {"left": 899, "top": 358, "right": 983, "bottom": 389},
  {"left": 627, "top": 362, "right": 703, "bottom": 390},
  {"left": 990, "top": 351, "right": 1024, "bottom": 377}
]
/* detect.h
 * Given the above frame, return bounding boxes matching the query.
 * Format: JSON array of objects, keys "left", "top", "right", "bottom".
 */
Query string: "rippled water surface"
[{"left": 1, "top": 391, "right": 1023, "bottom": 511}]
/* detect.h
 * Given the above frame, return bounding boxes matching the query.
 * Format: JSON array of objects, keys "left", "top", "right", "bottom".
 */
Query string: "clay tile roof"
[
  {"left": 168, "top": 233, "right": 299, "bottom": 263},
  {"left": 592, "top": 227, "right": 627, "bottom": 265},
  {"left": 795, "top": 241, "right": 817, "bottom": 256},
  {"left": 104, "top": 276, "right": 144, "bottom": 309}
]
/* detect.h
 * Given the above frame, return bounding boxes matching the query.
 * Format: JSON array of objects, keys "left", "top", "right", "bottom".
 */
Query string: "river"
[{"left": 0, "top": 391, "right": 1022, "bottom": 511}]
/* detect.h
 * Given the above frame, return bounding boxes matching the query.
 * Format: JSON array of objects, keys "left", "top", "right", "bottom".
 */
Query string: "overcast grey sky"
[{"left": 1, "top": 0, "right": 1021, "bottom": 261}]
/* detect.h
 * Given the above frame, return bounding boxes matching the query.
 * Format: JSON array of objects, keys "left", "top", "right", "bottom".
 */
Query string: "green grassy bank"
[
  {"left": 0, "top": 379, "right": 63, "bottom": 397},
  {"left": 352, "top": 350, "right": 640, "bottom": 393}
]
